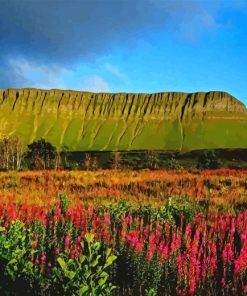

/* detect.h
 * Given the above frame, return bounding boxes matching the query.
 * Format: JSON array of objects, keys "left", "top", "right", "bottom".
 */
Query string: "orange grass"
[{"left": 0, "top": 169, "right": 246, "bottom": 211}]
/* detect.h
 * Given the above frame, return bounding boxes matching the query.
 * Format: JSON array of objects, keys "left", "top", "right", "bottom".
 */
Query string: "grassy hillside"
[{"left": 0, "top": 88, "right": 246, "bottom": 151}]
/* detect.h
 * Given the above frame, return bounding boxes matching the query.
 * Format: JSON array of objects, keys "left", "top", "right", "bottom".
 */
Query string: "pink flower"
[
  {"left": 104, "top": 212, "right": 111, "bottom": 225},
  {"left": 124, "top": 215, "right": 133, "bottom": 225},
  {"left": 146, "top": 249, "right": 154, "bottom": 261},
  {"left": 41, "top": 253, "right": 46, "bottom": 263},
  {"left": 65, "top": 235, "right": 70, "bottom": 248},
  {"left": 135, "top": 241, "right": 144, "bottom": 252},
  {"left": 88, "top": 207, "right": 94, "bottom": 217},
  {"left": 189, "top": 278, "right": 196, "bottom": 294},
  {"left": 221, "top": 277, "right": 226, "bottom": 288},
  {"left": 243, "top": 286, "right": 247, "bottom": 293},
  {"left": 55, "top": 247, "right": 60, "bottom": 255}
]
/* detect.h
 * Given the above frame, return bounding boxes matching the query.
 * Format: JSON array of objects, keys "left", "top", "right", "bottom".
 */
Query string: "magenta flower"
[
  {"left": 65, "top": 234, "right": 70, "bottom": 248},
  {"left": 55, "top": 247, "right": 60, "bottom": 255}
]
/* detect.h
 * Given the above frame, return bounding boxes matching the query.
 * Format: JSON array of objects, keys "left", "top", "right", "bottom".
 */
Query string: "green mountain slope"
[{"left": 0, "top": 88, "right": 246, "bottom": 151}]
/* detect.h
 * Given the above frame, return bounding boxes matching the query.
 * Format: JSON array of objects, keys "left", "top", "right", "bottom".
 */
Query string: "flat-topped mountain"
[{"left": 0, "top": 88, "right": 246, "bottom": 151}]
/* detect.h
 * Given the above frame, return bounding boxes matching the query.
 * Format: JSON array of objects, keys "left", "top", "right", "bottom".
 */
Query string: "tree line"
[
  {"left": 0, "top": 136, "right": 122, "bottom": 171},
  {"left": 0, "top": 136, "right": 223, "bottom": 171}
]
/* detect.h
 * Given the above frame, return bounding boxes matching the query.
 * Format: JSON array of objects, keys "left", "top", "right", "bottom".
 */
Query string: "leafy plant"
[
  {"left": 167, "top": 155, "right": 182, "bottom": 170},
  {"left": 59, "top": 192, "right": 70, "bottom": 215},
  {"left": 55, "top": 233, "right": 117, "bottom": 295},
  {"left": 0, "top": 221, "right": 33, "bottom": 280},
  {"left": 27, "top": 138, "right": 56, "bottom": 170},
  {"left": 197, "top": 150, "right": 222, "bottom": 169}
]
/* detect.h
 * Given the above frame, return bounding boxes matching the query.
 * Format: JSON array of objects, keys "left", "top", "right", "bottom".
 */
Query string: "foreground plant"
[
  {"left": 0, "top": 190, "right": 246, "bottom": 295},
  {"left": 55, "top": 233, "right": 117, "bottom": 295},
  {"left": 0, "top": 220, "right": 117, "bottom": 295}
]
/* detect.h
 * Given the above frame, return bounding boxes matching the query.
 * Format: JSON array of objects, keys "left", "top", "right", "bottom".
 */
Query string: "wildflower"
[
  {"left": 65, "top": 235, "right": 70, "bottom": 248},
  {"left": 41, "top": 253, "right": 46, "bottom": 263},
  {"left": 124, "top": 215, "right": 132, "bottom": 225},
  {"left": 55, "top": 247, "right": 60, "bottom": 255},
  {"left": 146, "top": 249, "right": 154, "bottom": 261},
  {"left": 135, "top": 241, "right": 144, "bottom": 252},
  {"left": 104, "top": 212, "right": 111, "bottom": 225}
]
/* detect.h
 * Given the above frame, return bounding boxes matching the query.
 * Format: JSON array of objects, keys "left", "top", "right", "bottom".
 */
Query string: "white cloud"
[
  {"left": 104, "top": 63, "right": 128, "bottom": 81},
  {"left": 7, "top": 57, "right": 73, "bottom": 89},
  {"left": 82, "top": 75, "right": 109, "bottom": 92},
  {"left": 6, "top": 57, "right": 111, "bottom": 92}
]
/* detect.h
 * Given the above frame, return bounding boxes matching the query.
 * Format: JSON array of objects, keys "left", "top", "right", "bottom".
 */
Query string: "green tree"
[
  {"left": 197, "top": 150, "right": 222, "bottom": 169},
  {"left": 167, "top": 155, "right": 182, "bottom": 170},
  {"left": 27, "top": 138, "right": 56, "bottom": 170}
]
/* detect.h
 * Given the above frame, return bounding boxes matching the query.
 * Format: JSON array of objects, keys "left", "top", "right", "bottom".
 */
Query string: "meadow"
[{"left": 0, "top": 169, "right": 246, "bottom": 295}]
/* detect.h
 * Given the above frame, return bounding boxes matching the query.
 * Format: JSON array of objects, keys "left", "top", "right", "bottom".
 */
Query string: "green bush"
[
  {"left": 0, "top": 222, "right": 117, "bottom": 295},
  {"left": 197, "top": 150, "right": 222, "bottom": 169},
  {"left": 54, "top": 233, "right": 117, "bottom": 295}
]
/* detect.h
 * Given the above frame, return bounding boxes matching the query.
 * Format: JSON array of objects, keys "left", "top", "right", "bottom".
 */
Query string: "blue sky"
[{"left": 0, "top": 0, "right": 247, "bottom": 105}]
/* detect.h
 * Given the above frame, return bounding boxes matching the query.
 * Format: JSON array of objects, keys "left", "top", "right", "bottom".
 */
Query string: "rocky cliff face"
[{"left": 0, "top": 88, "right": 246, "bottom": 151}]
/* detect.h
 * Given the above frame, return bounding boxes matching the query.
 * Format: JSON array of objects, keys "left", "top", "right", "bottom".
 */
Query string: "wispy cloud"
[
  {"left": 7, "top": 58, "right": 73, "bottom": 89},
  {"left": 82, "top": 75, "right": 109, "bottom": 92},
  {"left": 104, "top": 63, "right": 128, "bottom": 81},
  {"left": 3, "top": 57, "right": 111, "bottom": 92}
]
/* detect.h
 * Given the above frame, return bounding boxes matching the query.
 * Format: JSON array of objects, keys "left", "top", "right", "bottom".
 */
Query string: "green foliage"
[
  {"left": 54, "top": 233, "right": 117, "bottom": 295},
  {"left": 118, "top": 248, "right": 163, "bottom": 295},
  {"left": 197, "top": 150, "right": 222, "bottom": 169},
  {"left": 109, "top": 199, "right": 131, "bottom": 216},
  {"left": 27, "top": 138, "right": 56, "bottom": 169},
  {"left": 0, "top": 221, "right": 117, "bottom": 295},
  {"left": 167, "top": 155, "right": 182, "bottom": 170},
  {"left": 59, "top": 193, "right": 70, "bottom": 215},
  {"left": 145, "top": 288, "right": 157, "bottom": 296},
  {"left": 0, "top": 221, "right": 33, "bottom": 280},
  {"left": 161, "top": 197, "right": 197, "bottom": 223}
]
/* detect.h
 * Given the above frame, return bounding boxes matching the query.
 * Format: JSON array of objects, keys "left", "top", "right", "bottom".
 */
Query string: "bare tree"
[
  {"left": 13, "top": 136, "right": 26, "bottom": 170},
  {"left": 83, "top": 153, "right": 91, "bottom": 171},
  {"left": 54, "top": 149, "right": 62, "bottom": 170},
  {"left": 91, "top": 155, "right": 98, "bottom": 171},
  {"left": 145, "top": 150, "right": 160, "bottom": 169},
  {"left": 0, "top": 136, "right": 26, "bottom": 170},
  {"left": 83, "top": 153, "right": 98, "bottom": 171},
  {"left": 0, "top": 138, "right": 10, "bottom": 170},
  {"left": 111, "top": 151, "right": 122, "bottom": 170}
]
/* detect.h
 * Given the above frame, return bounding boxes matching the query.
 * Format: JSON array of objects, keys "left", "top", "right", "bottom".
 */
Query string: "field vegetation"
[{"left": 0, "top": 169, "right": 246, "bottom": 295}]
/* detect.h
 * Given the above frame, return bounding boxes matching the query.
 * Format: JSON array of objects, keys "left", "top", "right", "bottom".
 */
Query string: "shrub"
[
  {"left": 54, "top": 233, "right": 117, "bottom": 295},
  {"left": 27, "top": 139, "right": 56, "bottom": 170},
  {"left": 197, "top": 150, "right": 222, "bottom": 169}
]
